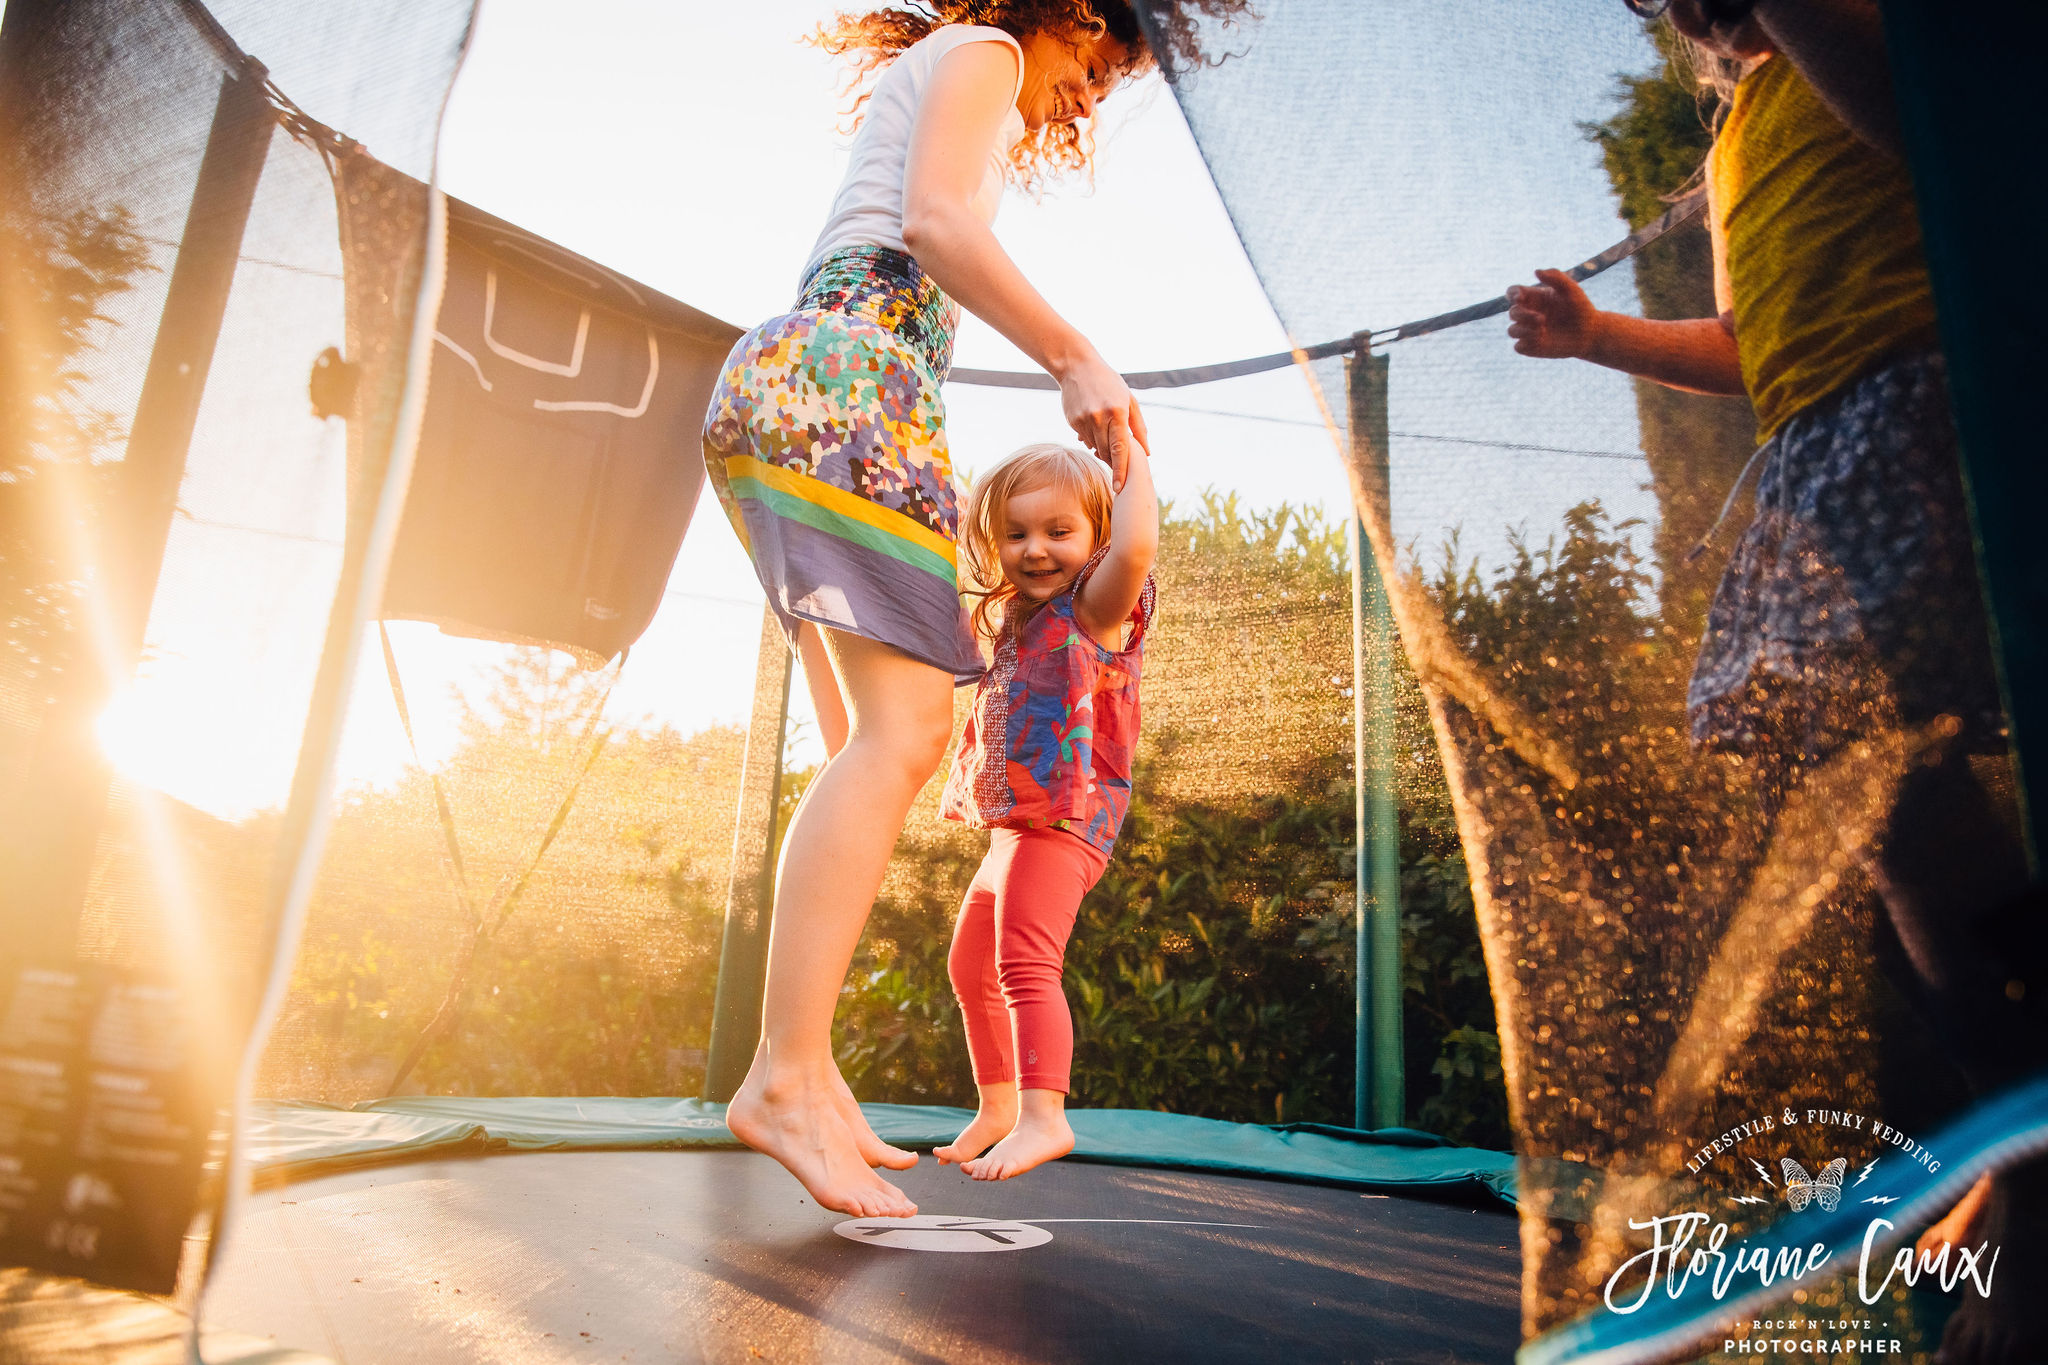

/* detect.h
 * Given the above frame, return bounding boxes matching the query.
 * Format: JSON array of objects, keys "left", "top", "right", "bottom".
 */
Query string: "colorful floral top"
[{"left": 941, "top": 549, "right": 1156, "bottom": 854}]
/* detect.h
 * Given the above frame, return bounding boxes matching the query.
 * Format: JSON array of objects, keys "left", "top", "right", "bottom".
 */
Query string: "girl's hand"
[
  {"left": 1506, "top": 268, "right": 1604, "bottom": 361},
  {"left": 1056, "top": 351, "right": 1146, "bottom": 492},
  {"left": 1072, "top": 434, "right": 1158, "bottom": 645}
]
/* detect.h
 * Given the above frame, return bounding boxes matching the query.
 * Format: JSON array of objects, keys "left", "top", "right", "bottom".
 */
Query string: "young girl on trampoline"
[
  {"left": 932, "top": 441, "right": 1158, "bottom": 1180},
  {"left": 701, "top": 1, "right": 1243, "bottom": 1219},
  {"left": 1509, "top": 3, "right": 2045, "bottom": 1359}
]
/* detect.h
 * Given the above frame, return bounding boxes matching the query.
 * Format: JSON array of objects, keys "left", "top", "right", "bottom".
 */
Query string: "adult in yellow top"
[
  {"left": 1708, "top": 45, "right": 1938, "bottom": 443},
  {"left": 1508, "top": 3, "right": 2042, "bottom": 1361}
]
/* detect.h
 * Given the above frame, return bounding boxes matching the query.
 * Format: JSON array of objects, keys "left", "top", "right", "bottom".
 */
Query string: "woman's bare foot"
[
  {"left": 935, "top": 1081, "right": 1020, "bottom": 1165},
  {"left": 961, "top": 1088, "right": 1071, "bottom": 1181},
  {"left": 1917, "top": 1173, "right": 1993, "bottom": 1259},
  {"left": 726, "top": 1064, "right": 917, "bottom": 1217},
  {"left": 828, "top": 1069, "right": 919, "bottom": 1170}
]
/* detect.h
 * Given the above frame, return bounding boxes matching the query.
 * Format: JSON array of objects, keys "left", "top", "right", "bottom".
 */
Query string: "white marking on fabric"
[
  {"left": 433, "top": 331, "right": 492, "bottom": 392},
  {"left": 483, "top": 268, "right": 590, "bottom": 376},
  {"left": 534, "top": 332, "right": 660, "bottom": 418},
  {"left": 1020, "top": 1219, "right": 1265, "bottom": 1227},
  {"left": 834, "top": 1215, "right": 1053, "bottom": 1253}
]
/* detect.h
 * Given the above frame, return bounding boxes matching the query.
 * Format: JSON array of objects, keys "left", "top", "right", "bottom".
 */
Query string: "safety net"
[
  {"left": 0, "top": 0, "right": 473, "bottom": 1306},
  {"left": 1135, "top": 2, "right": 2046, "bottom": 1359}
]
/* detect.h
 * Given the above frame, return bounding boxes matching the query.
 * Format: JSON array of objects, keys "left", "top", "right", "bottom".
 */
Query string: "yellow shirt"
[{"left": 1708, "top": 54, "right": 1938, "bottom": 442}]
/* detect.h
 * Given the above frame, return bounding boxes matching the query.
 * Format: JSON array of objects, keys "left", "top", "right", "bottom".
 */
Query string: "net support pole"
[
  {"left": 2, "top": 52, "right": 273, "bottom": 963},
  {"left": 704, "top": 606, "right": 794, "bottom": 1102},
  {"left": 1348, "top": 351, "right": 1404, "bottom": 1130},
  {"left": 1878, "top": 0, "right": 2048, "bottom": 872}
]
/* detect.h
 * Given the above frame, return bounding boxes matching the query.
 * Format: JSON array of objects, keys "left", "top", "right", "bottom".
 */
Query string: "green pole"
[
  {"left": 704, "top": 607, "right": 793, "bottom": 1102},
  {"left": 1348, "top": 350, "right": 1404, "bottom": 1131}
]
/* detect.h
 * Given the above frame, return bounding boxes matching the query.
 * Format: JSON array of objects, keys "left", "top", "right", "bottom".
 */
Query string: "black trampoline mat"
[{"left": 199, "top": 1150, "right": 1521, "bottom": 1363}]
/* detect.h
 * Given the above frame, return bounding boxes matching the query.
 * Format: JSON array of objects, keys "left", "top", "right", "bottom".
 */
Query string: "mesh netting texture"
[
  {"left": 0, "top": 0, "right": 473, "bottom": 1295},
  {"left": 1145, "top": 1, "right": 2036, "bottom": 1353}
]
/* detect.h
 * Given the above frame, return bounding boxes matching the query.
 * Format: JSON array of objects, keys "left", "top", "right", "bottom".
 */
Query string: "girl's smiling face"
[
  {"left": 1000, "top": 481, "right": 1098, "bottom": 603},
  {"left": 1015, "top": 27, "right": 1135, "bottom": 131}
]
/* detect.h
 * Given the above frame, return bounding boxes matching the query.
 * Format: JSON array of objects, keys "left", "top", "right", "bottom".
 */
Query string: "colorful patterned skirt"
[{"left": 702, "top": 245, "right": 985, "bottom": 682}]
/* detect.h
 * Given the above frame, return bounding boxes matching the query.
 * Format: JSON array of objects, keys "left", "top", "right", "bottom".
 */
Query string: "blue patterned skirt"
[{"left": 1688, "top": 349, "right": 2005, "bottom": 759}]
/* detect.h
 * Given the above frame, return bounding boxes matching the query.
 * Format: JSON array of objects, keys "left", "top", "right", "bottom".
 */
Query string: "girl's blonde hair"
[
  {"left": 959, "top": 442, "right": 1113, "bottom": 641},
  {"left": 1672, "top": 34, "right": 1746, "bottom": 119}
]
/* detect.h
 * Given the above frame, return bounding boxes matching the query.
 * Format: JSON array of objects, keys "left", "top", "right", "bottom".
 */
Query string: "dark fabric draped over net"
[{"left": 1141, "top": 1, "right": 2035, "bottom": 1355}]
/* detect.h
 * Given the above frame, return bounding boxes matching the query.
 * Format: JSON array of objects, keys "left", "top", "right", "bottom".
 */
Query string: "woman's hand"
[
  {"left": 1506, "top": 268, "right": 1604, "bottom": 360},
  {"left": 1055, "top": 350, "right": 1147, "bottom": 491}
]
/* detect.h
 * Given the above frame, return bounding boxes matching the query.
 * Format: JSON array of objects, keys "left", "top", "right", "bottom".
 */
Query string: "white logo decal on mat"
[{"left": 833, "top": 1215, "right": 1054, "bottom": 1253}]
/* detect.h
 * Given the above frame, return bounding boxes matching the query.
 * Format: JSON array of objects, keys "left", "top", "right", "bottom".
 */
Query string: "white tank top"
[{"left": 804, "top": 25, "right": 1027, "bottom": 282}]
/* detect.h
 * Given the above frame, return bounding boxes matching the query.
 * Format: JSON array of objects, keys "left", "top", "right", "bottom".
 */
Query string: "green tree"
[
  {"left": 260, "top": 648, "right": 743, "bottom": 1099},
  {"left": 0, "top": 201, "right": 152, "bottom": 696},
  {"left": 829, "top": 496, "right": 1508, "bottom": 1144}
]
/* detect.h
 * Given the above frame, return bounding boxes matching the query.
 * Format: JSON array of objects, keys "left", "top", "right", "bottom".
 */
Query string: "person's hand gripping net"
[{"left": 1058, "top": 351, "right": 1148, "bottom": 491}]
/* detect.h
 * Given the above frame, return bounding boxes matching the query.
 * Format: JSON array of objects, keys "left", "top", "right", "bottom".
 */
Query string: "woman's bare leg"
[
  {"left": 795, "top": 622, "right": 849, "bottom": 758},
  {"left": 785, "top": 623, "right": 916, "bottom": 1172},
  {"left": 725, "top": 628, "right": 953, "bottom": 1216}
]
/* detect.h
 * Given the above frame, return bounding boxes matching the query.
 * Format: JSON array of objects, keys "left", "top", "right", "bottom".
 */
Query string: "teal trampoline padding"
[
  {"left": 244, "top": 1097, "right": 1517, "bottom": 1202},
  {"left": 1518, "top": 1068, "right": 2048, "bottom": 1365}
]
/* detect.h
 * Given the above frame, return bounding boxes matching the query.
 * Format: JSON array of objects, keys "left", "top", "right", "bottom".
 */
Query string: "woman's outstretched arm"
[{"left": 900, "top": 41, "right": 1147, "bottom": 487}]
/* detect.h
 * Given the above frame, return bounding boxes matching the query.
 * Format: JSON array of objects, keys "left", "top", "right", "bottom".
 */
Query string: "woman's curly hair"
[{"left": 812, "top": 1, "right": 1255, "bottom": 189}]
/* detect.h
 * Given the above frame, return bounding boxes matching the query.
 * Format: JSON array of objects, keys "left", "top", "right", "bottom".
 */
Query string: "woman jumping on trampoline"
[
  {"left": 701, "top": 1, "right": 1243, "bottom": 1219},
  {"left": 1507, "top": 3, "right": 2046, "bottom": 1359},
  {"left": 933, "top": 441, "right": 1158, "bottom": 1180}
]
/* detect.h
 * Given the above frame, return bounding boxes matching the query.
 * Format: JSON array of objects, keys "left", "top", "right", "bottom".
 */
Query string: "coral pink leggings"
[{"left": 948, "top": 827, "right": 1109, "bottom": 1094}]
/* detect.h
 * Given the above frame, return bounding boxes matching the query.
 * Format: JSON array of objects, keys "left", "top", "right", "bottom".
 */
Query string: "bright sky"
[{"left": 47, "top": 0, "right": 1659, "bottom": 819}]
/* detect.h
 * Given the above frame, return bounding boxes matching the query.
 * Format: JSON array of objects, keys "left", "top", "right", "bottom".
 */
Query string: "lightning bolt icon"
[
  {"left": 1732, "top": 1195, "right": 1769, "bottom": 1206},
  {"left": 1854, "top": 1159, "right": 1879, "bottom": 1187},
  {"left": 1863, "top": 1195, "right": 1898, "bottom": 1206},
  {"left": 1751, "top": 1158, "right": 1775, "bottom": 1186}
]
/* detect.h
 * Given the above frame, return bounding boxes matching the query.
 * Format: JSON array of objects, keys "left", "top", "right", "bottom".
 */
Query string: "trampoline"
[
  {"left": 1, "top": 1101, "right": 1522, "bottom": 1363},
  {"left": 6, "top": 0, "right": 2048, "bottom": 1361},
  {"left": 203, "top": 1148, "right": 1518, "bottom": 1363}
]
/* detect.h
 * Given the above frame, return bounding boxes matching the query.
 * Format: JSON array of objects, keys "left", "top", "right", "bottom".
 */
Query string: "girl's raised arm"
[
  {"left": 901, "top": 43, "right": 1147, "bottom": 488},
  {"left": 1075, "top": 441, "right": 1158, "bottom": 644}
]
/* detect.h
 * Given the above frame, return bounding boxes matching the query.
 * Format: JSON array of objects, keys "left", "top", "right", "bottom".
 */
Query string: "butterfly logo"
[{"left": 1781, "top": 1157, "right": 1846, "bottom": 1213}]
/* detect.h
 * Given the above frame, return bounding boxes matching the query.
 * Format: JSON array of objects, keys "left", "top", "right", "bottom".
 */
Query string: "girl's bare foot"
[
  {"left": 830, "top": 1069, "right": 919, "bottom": 1170},
  {"left": 935, "top": 1082, "right": 1020, "bottom": 1165},
  {"left": 1917, "top": 1173, "right": 1993, "bottom": 1259},
  {"left": 961, "top": 1088, "right": 1071, "bottom": 1181},
  {"left": 726, "top": 1064, "right": 917, "bottom": 1218}
]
